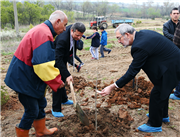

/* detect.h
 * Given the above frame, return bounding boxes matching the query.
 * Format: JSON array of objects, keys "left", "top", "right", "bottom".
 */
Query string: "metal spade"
[{"left": 70, "top": 81, "right": 89, "bottom": 126}]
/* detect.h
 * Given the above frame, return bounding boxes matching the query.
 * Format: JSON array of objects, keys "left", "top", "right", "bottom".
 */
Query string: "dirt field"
[{"left": 1, "top": 21, "right": 180, "bottom": 137}]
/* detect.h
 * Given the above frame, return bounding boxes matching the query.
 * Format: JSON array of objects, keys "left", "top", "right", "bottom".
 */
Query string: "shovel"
[{"left": 69, "top": 81, "right": 89, "bottom": 126}]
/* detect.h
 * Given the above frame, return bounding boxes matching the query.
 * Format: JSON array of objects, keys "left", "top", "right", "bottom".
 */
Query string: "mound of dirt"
[
  {"left": 47, "top": 76, "right": 154, "bottom": 137},
  {"left": 52, "top": 107, "right": 133, "bottom": 137},
  {"left": 65, "top": 76, "right": 154, "bottom": 110},
  {"left": 107, "top": 76, "right": 154, "bottom": 109}
]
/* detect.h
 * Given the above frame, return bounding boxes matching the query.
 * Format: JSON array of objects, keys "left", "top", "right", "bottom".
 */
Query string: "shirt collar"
[
  {"left": 44, "top": 20, "right": 57, "bottom": 37},
  {"left": 133, "top": 31, "right": 136, "bottom": 40},
  {"left": 70, "top": 33, "right": 74, "bottom": 51}
]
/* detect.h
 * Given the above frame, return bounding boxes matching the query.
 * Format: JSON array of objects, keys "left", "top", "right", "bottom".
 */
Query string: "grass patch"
[
  {"left": 106, "top": 44, "right": 113, "bottom": 48},
  {"left": 1, "top": 86, "right": 10, "bottom": 106},
  {"left": 4, "top": 58, "right": 12, "bottom": 63},
  {"left": 84, "top": 47, "right": 90, "bottom": 51},
  {"left": 102, "top": 77, "right": 106, "bottom": 80},
  {"left": 156, "top": 28, "right": 163, "bottom": 31},
  {"left": 108, "top": 37, "right": 117, "bottom": 41},
  {"left": 19, "top": 27, "right": 30, "bottom": 33},
  {"left": 1, "top": 67, "right": 5, "bottom": 70},
  {"left": 168, "top": 125, "right": 175, "bottom": 128},
  {"left": 82, "top": 39, "right": 91, "bottom": 45},
  {"left": 1, "top": 52, "right": 14, "bottom": 56},
  {"left": 168, "top": 106, "right": 174, "bottom": 110}
]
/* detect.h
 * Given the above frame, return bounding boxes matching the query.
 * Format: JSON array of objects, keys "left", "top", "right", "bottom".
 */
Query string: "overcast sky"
[{"left": 91, "top": 0, "right": 180, "bottom": 5}]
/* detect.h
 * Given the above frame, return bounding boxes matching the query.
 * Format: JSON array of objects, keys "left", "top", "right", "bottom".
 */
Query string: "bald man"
[{"left": 4, "top": 10, "right": 68, "bottom": 137}]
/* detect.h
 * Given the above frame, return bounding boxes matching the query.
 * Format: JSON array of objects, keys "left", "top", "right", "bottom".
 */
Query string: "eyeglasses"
[{"left": 117, "top": 35, "right": 124, "bottom": 41}]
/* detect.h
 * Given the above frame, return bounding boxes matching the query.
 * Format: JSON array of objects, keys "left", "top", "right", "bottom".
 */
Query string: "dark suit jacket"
[
  {"left": 54, "top": 25, "right": 77, "bottom": 81},
  {"left": 173, "top": 21, "right": 180, "bottom": 48},
  {"left": 116, "top": 30, "right": 180, "bottom": 100},
  {"left": 163, "top": 19, "right": 178, "bottom": 41}
]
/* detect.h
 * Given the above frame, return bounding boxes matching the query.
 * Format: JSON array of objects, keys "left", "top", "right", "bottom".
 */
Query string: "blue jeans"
[
  {"left": 18, "top": 93, "right": 46, "bottom": 130},
  {"left": 100, "top": 45, "right": 111, "bottom": 57},
  {"left": 175, "top": 81, "right": 180, "bottom": 97}
]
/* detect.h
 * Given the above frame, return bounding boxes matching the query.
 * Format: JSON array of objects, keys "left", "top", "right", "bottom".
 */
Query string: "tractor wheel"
[
  {"left": 113, "top": 24, "right": 118, "bottom": 28},
  {"left": 90, "top": 25, "right": 97, "bottom": 29},
  {"left": 100, "top": 22, "right": 108, "bottom": 29},
  {"left": 115, "top": 23, "right": 119, "bottom": 28}
]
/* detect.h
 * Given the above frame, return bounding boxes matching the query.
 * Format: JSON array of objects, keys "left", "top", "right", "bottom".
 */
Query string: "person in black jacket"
[
  {"left": 84, "top": 26, "right": 100, "bottom": 60},
  {"left": 99, "top": 24, "right": 180, "bottom": 132},
  {"left": 52, "top": 22, "right": 86, "bottom": 117},
  {"left": 163, "top": 7, "right": 180, "bottom": 100},
  {"left": 174, "top": 21, "right": 180, "bottom": 49},
  {"left": 68, "top": 39, "right": 84, "bottom": 72},
  {"left": 76, "top": 39, "right": 84, "bottom": 67},
  {"left": 163, "top": 7, "right": 179, "bottom": 41},
  {"left": 170, "top": 21, "right": 180, "bottom": 100}
]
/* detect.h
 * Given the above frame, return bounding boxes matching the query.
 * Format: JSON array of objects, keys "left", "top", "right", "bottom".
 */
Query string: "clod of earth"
[
  {"left": 48, "top": 76, "right": 156, "bottom": 136},
  {"left": 2, "top": 75, "right": 168, "bottom": 137},
  {"left": 52, "top": 108, "right": 133, "bottom": 137}
]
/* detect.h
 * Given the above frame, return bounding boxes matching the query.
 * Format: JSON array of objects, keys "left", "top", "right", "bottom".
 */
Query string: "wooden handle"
[
  {"left": 70, "top": 81, "right": 77, "bottom": 107},
  {"left": 67, "top": 63, "right": 77, "bottom": 107}
]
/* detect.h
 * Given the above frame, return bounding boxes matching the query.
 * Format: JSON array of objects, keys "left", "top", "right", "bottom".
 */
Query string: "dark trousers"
[
  {"left": 175, "top": 81, "right": 180, "bottom": 97},
  {"left": 18, "top": 93, "right": 46, "bottom": 130},
  {"left": 147, "top": 86, "right": 170, "bottom": 127},
  {"left": 68, "top": 55, "right": 82, "bottom": 67},
  {"left": 75, "top": 55, "right": 82, "bottom": 64},
  {"left": 100, "top": 45, "right": 111, "bottom": 57},
  {"left": 52, "top": 87, "right": 68, "bottom": 112}
]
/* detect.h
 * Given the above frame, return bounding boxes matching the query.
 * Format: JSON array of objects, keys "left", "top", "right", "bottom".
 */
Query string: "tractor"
[{"left": 89, "top": 16, "right": 108, "bottom": 29}]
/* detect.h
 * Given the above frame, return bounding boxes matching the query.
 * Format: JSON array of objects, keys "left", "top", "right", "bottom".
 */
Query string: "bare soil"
[{"left": 1, "top": 43, "right": 180, "bottom": 137}]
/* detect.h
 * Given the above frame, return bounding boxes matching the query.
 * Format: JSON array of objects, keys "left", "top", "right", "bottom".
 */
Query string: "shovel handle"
[{"left": 70, "top": 81, "right": 77, "bottom": 107}]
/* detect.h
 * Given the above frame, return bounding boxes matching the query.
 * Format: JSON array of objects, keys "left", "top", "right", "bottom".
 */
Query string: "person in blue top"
[
  {"left": 99, "top": 26, "right": 111, "bottom": 58},
  {"left": 84, "top": 26, "right": 100, "bottom": 59}
]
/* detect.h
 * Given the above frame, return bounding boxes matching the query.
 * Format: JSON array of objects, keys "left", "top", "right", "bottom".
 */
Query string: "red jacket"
[{"left": 4, "top": 20, "right": 63, "bottom": 99}]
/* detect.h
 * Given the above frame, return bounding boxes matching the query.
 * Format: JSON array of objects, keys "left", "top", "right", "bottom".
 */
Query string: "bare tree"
[
  {"left": 92, "top": 2, "right": 100, "bottom": 16},
  {"left": 95, "top": 1, "right": 108, "bottom": 16},
  {"left": 108, "top": 4, "right": 120, "bottom": 18},
  {"left": 13, "top": 0, "right": 20, "bottom": 37},
  {"left": 63, "top": 0, "right": 74, "bottom": 11},
  {"left": 33, "top": 0, "right": 44, "bottom": 7},
  {"left": 132, "top": 0, "right": 139, "bottom": 11},
  {"left": 162, "top": 1, "right": 174, "bottom": 16},
  {"left": 146, "top": 0, "right": 154, "bottom": 8},
  {"left": 50, "top": 0, "right": 61, "bottom": 10},
  {"left": 82, "top": 1, "right": 92, "bottom": 18},
  {"left": 141, "top": 2, "right": 147, "bottom": 18}
]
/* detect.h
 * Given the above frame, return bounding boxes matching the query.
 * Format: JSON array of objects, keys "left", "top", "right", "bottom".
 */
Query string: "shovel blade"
[{"left": 76, "top": 103, "right": 89, "bottom": 126}]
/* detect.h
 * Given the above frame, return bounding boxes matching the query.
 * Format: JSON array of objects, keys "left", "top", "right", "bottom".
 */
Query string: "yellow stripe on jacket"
[{"left": 33, "top": 60, "right": 60, "bottom": 81}]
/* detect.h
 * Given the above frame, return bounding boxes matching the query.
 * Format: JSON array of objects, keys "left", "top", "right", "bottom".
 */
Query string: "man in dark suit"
[
  {"left": 51, "top": 22, "right": 86, "bottom": 117},
  {"left": 163, "top": 7, "right": 179, "bottom": 41},
  {"left": 99, "top": 24, "right": 180, "bottom": 132},
  {"left": 170, "top": 20, "right": 180, "bottom": 100},
  {"left": 163, "top": 7, "right": 180, "bottom": 100}
]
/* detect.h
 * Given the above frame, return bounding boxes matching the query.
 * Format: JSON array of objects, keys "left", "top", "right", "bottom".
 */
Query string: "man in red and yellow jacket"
[{"left": 4, "top": 10, "right": 68, "bottom": 137}]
